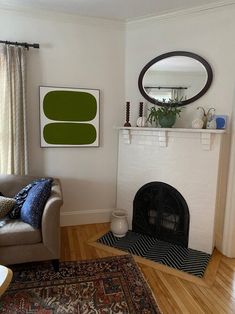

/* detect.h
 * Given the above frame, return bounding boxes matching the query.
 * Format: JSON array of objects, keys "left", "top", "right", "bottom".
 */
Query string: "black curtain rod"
[
  {"left": 0, "top": 40, "right": 40, "bottom": 49},
  {"left": 144, "top": 86, "right": 188, "bottom": 90}
]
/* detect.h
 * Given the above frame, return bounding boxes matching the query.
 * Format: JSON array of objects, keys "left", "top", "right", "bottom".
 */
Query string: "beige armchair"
[{"left": 0, "top": 175, "right": 63, "bottom": 269}]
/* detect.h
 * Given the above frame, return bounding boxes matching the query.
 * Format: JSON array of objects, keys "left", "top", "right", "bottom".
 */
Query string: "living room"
[{"left": 0, "top": 0, "right": 235, "bottom": 312}]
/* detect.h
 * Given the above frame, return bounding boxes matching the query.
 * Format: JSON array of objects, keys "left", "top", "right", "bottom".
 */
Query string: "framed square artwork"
[{"left": 40, "top": 86, "right": 99, "bottom": 147}]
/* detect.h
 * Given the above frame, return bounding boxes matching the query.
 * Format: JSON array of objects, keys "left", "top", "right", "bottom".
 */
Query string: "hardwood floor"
[{"left": 61, "top": 223, "right": 235, "bottom": 313}]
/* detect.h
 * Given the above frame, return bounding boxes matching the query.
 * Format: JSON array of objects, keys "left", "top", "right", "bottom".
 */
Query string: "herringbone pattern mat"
[{"left": 98, "top": 231, "right": 211, "bottom": 277}]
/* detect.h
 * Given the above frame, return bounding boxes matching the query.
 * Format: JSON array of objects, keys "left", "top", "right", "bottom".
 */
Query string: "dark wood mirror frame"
[{"left": 138, "top": 51, "right": 213, "bottom": 106}]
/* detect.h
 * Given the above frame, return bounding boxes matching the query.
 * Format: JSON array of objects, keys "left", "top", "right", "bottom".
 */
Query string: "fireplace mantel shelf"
[{"left": 117, "top": 127, "right": 225, "bottom": 150}]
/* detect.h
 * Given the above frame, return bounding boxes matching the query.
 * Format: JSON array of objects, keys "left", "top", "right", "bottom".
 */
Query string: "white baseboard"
[{"left": 60, "top": 209, "right": 113, "bottom": 226}]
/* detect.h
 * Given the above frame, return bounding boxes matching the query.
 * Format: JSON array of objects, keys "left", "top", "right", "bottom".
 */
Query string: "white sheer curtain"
[
  {"left": 0, "top": 44, "right": 28, "bottom": 175},
  {"left": 171, "top": 88, "right": 185, "bottom": 101}
]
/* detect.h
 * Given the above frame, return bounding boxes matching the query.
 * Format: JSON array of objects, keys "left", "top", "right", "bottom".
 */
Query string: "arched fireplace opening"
[{"left": 132, "top": 182, "right": 189, "bottom": 247}]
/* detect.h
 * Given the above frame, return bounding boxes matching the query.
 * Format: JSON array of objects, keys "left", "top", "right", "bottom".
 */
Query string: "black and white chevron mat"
[{"left": 97, "top": 231, "right": 211, "bottom": 278}]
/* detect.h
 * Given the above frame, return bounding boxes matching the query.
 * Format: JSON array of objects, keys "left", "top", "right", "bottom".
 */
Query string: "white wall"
[
  {"left": 125, "top": 6, "right": 235, "bottom": 127},
  {"left": 0, "top": 8, "right": 125, "bottom": 224},
  {"left": 125, "top": 5, "right": 235, "bottom": 255}
]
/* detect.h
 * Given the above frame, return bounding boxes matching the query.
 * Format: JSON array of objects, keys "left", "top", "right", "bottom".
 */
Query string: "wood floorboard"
[{"left": 61, "top": 223, "right": 235, "bottom": 313}]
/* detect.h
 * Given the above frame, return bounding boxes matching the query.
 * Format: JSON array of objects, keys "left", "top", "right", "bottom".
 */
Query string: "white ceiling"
[{"left": 0, "top": 0, "right": 232, "bottom": 21}]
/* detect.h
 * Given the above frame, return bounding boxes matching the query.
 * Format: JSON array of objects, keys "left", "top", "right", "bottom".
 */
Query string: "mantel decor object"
[
  {"left": 192, "top": 118, "right": 204, "bottom": 129},
  {"left": 197, "top": 107, "right": 215, "bottom": 129},
  {"left": 110, "top": 209, "right": 128, "bottom": 238},
  {"left": 124, "top": 101, "right": 131, "bottom": 127},
  {"left": 215, "top": 115, "right": 228, "bottom": 129},
  {"left": 147, "top": 99, "right": 183, "bottom": 128},
  {"left": 136, "top": 102, "right": 147, "bottom": 127}
]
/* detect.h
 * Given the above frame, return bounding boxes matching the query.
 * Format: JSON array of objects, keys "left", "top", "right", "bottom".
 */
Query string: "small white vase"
[
  {"left": 136, "top": 116, "right": 147, "bottom": 127},
  {"left": 207, "top": 118, "right": 217, "bottom": 129},
  {"left": 192, "top": 118, "right": 204, "bottom": 129},
  {"left": 110, "top": 209, "right": 128, "bottom": 238}
]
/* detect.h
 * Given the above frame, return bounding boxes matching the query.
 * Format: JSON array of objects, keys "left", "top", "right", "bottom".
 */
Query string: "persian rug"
[
  {"left": 98, "top": 231, "right": 211, "bottom": 278},
  {"left": 0, "top": 255, "right": 161, "bottom": 314}
]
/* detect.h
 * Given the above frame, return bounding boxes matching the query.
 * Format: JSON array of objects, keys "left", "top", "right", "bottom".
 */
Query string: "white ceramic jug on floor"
[{"left": 110, "top": 209, "right": 128, "bottom": 237}]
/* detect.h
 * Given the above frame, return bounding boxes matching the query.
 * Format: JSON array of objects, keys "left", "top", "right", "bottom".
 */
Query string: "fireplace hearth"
[{"left": 132, "top": 182, "right": 189, "bottom": 247}]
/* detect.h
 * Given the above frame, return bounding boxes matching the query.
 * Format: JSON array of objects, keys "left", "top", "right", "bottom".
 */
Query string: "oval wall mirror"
[{"left": 138, "top": 51, "right": 213, "bottom": 106}]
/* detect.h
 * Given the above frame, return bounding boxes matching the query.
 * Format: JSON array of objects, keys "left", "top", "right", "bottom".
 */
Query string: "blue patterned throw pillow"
[
  {"left": 9, "top": 182, "right": 37, "bottom": 219},
  {"left": 20, "top": 179, "right": 53, "bottom": 228},
  {"left": 9, "top": 178, "right": 53, "bottom": 219}
]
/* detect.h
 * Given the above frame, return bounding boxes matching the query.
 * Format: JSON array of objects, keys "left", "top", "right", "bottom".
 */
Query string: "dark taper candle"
[{"left": 124, "top": 101, "right": 131, "bottom": 127}]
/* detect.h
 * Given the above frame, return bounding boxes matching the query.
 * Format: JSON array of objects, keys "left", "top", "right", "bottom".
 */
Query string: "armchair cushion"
[
  {"left": 20, "top": 179, "right": 53, "bottom": 229},
  {"left": 0, "top": 219, "right": 41, "bottom": 246}
]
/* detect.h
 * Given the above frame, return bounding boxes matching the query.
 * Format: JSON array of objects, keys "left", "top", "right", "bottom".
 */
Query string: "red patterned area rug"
[{"left": 0, "top": 255, "right": 161, "bottom": 314}]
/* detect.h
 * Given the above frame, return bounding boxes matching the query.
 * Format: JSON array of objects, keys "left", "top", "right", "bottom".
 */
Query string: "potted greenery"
[{"left": 147, "top": 98, "right": 183, "bottom": 128}]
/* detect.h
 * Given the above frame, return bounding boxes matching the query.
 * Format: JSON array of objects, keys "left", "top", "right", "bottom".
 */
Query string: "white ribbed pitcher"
[{"left": 110, "top": 209, "right": 128, "bottom": 238}]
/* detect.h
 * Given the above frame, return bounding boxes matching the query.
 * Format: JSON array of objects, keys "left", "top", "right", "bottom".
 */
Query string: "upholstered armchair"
[{"left": 0, "top": 175, "right": 63, "bottom": 268}]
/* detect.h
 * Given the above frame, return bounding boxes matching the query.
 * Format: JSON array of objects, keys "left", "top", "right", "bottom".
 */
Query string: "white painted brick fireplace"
[{"left": 116, "top": 127, "right": 225, "bottom": 254}]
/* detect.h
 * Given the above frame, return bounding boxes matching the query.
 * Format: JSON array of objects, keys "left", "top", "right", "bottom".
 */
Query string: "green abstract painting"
[{"left": 40, "top": 86, "right": 99, "bottom": 147}]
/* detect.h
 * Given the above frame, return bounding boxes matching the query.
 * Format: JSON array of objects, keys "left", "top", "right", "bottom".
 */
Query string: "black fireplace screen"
[{"left": 132, "top": 182, "right": 189, "bottom": 247}]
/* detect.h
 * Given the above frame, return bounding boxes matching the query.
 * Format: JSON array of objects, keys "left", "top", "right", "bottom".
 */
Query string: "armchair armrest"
[{"left": 41, "top": 179, "right": 63, "bottom": 258}]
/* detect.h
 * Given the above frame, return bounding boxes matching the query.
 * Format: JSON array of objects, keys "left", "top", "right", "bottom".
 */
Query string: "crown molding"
[
  {"left": 0, "top": 4, "right": 125, "bottom": 24},
  {"left": 127, "top": 1, "right": 235, "bottom": 24}
]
